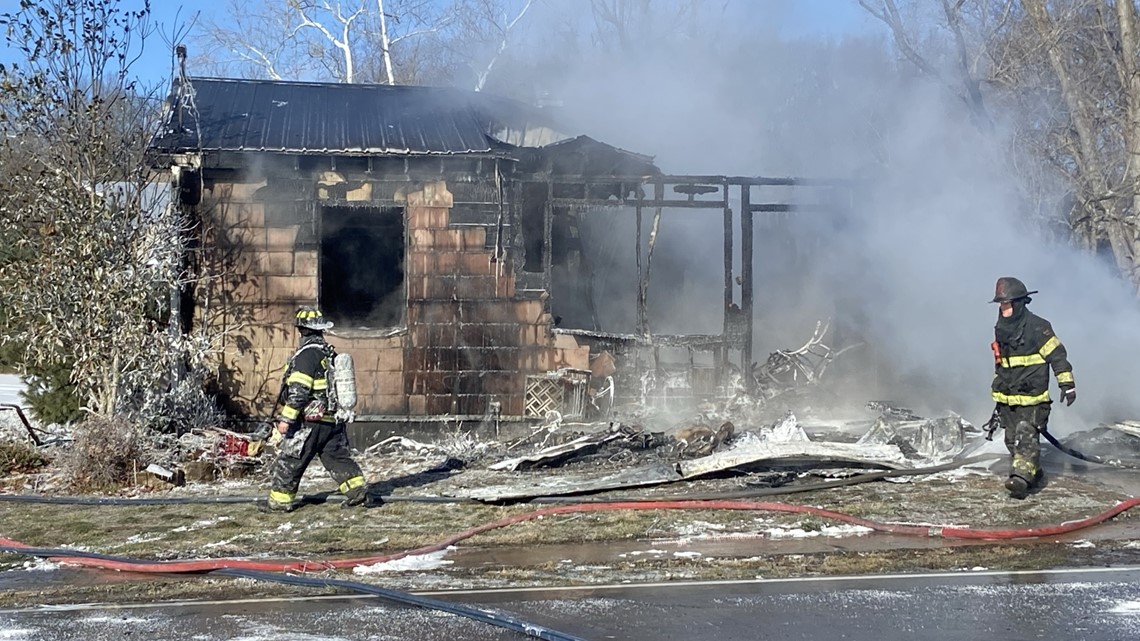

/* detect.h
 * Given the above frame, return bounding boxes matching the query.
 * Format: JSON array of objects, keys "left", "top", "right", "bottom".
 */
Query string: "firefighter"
[
  {"left": 261, "top": 306, "right": 368, "bottom": 512},
  {"left": 989, "top": 277, "right": 1076, "bottom": 499}
]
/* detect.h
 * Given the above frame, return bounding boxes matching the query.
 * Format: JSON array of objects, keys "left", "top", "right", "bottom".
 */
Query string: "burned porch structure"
[
  {"left": 150, "top": 77, "right": 850, "bottom": 429},
  {"left": 525, "top": 171, "right": 853, "bottom": 415}
]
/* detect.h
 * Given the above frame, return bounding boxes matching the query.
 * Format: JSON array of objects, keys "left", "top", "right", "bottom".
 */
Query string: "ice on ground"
[
  {"left": 352, "top": 548, "right": 454, "bottom": 574},
  {"left": 1108, "top": 600, "right": 1140, "bottom": 614}
]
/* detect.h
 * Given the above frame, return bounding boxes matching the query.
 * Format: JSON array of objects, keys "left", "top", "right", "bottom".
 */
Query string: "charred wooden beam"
[
  {"left": 741, "top": 184, "right": 754, "bottom": 392},
  {"left": 543, "top": 180, "right": 553, "bottom": 295},
  {"left": 722, "top": 182, "right": 733, "bottom": 391},
  {"left": 548, "top": 198, "right": 724, "bottom": 209},
  {"left": 635, "top": 199, "right": 645, "bottom": 336},
  {"left": 551, "top": 328, "right": 741, "bottom": 351}
]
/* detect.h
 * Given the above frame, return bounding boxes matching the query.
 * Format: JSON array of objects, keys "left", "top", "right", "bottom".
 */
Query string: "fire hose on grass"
[
  {"left": 4, "top": 495, "right": 1140, "bottom": 574},
  {"left": 5, "top": 492, "right": 1140, "bottom": 640}
]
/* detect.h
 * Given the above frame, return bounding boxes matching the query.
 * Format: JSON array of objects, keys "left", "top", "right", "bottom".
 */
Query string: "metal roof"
[{"left": 150, "top": 77, "right": 574, "bottom": 156}]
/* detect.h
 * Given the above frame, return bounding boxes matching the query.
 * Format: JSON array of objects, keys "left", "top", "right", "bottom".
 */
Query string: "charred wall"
[{"left": 191, "top": 155, "right": 590, "bottom": 420}]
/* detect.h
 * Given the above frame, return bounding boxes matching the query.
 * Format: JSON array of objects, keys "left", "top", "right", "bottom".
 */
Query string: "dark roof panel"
[{"left": 151, "top": 78, "right": 571, "bottom": 156}]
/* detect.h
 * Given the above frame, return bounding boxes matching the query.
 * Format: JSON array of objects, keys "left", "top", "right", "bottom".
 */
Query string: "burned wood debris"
[{"left": 440, "top": 409, "right": 978, "bottom": 502}]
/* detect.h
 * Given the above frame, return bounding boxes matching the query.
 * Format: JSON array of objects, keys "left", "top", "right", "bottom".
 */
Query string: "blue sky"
[{"left": 2, "top": 0, "right": 881, "bottom": 86}]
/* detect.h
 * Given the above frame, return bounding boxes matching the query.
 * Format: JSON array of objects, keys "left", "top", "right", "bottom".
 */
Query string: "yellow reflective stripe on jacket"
[
  {"left": 999, "top": 354, "right": 1046, "bottom": 368},
  {"left": 280, "top": 405, "right": 300, "bottom": 419},
  {"left": 1056, "top": 371, "right": 1074, "bottom": 385},
  {"left": 312, "top": 379, "right": 329, "bottom": 391},
  {"left": 996, "top": 336, "right": 1064, "bottom": 369},
  {"left": 286, "top": 371, "right": 315, "bottom": 387},
  {"left": 992, "top": 390, "right": 1051, "bottom": 405}
]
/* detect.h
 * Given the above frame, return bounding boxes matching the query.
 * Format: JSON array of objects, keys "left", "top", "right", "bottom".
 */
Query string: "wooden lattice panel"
[{"left": 524, "top": 377, "right": 562, "bottom": 417}]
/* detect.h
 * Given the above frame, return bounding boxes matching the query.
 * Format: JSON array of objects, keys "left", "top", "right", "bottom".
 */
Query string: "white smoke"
[{"left": 503, "top": 1, "right": 1140, "bottom": 432}]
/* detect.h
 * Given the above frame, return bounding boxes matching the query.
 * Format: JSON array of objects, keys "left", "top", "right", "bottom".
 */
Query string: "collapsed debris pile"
[{"left": 3, "top": 313, "right": 1140, "bottom": 500}]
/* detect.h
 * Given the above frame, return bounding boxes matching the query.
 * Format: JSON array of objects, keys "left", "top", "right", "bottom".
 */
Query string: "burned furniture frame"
[{"left": 517, "top": 173, "right": 852, "bottom": 397}]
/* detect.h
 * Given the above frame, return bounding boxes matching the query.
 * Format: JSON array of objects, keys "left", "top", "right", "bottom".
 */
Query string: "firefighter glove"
[
  {"left": 1061, "top": 388, "right": 1076, "bottom": 407},
  {"left": 268, "top": 423, "right": 288, "bottom": 447}
]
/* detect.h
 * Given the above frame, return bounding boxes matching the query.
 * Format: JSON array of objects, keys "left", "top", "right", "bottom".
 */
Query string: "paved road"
[
  {"left": 0, "top": 374, "right": 23, "bottom": 406},
  {"left": 3, "top": 566, "right": 1139, "bottom": 640}
]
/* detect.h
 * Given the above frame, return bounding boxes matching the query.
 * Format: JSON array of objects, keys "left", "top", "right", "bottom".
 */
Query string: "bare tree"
[
  {"left": 1011, "top": 0, "right": 1140, "bottom": 289},
  {"left": 860, "top": 0, "right": 1140, "bottom": 293},
  {"left": 192, "top": 0, "right": 453, "bottom": 84},
  {"left": 470, "top": 0, "right": 536, "bottom": 91},
  {"left": 191, "top": 0, "right": 312, "bottom": 80},
  {"left": 0, "top": 0, "right": 220, "bottom": 429},
  {"left": 588, "top": 0, "right": 719, "bottom": 52},
  {"left": 857, "top": 0, "right": 1000, "bottom": 128}
]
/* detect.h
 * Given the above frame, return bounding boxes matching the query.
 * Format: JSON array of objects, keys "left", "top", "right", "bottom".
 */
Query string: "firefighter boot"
[
  {"left": 1005, "top": 474, "right": 1030, "bottom": 500},
  {"left": 257, "top": 498, "right": 295, "bottom": 513},
  {"left": 341, "top": 485, "right": 368, "bottom": 509}
]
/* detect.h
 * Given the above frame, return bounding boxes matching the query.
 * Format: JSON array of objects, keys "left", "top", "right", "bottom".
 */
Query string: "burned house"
[{"left": 148, "top": 76, "right": 851, "bottom": 432}]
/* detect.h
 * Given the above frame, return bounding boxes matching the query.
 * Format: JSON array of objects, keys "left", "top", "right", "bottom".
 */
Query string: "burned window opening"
[
  {"left": 519, "top": 184, "right": 582, "bottom": 274},
  {"left": 319, "top": 205, "right": 405, "bottom": 329}
]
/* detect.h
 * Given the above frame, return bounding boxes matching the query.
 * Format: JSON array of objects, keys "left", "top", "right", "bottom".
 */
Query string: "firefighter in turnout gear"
[
  {"left": 990, "top": 277, "right": 1076, "bottom": 499},
  {"left": 261, "top": 307, "right": 368, "bottom": 512}
]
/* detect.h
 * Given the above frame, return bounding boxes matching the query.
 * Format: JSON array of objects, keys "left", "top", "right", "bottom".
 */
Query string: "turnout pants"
[
  {"left": 268, "top": 421, "right": 365, "bottom": 503},
  {"left": 997, "top": 402, "right": 1051, "bottom": 483}
]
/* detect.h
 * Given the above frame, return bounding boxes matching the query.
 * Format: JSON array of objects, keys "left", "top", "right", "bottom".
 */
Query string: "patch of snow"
[
  {"left": 275, "top": 522, "right": 294, "bottom": 532},
  {"left": 619, "top": 549, "right": 668, "bottom": 558},
  {"left": 0, "top": 627, "right": 35, "bottom": 640},
  {"left": 122, "top": 533, "right": 166, "bottom": 545},
  {"left": 171, "top": 516, "right": 233, "bottom": 533},
  {"left": 673, "top": 551, "right": 702, "bottom": 559},
  {"left": 352, "top": 549, "right": 454, "bottom": 574},
  {"left": 1108, "top": 600, "right": 1140, "bottom": 614},
  {"left": 1070, "top": 540, "right": 1096, "bottom": 549},
  {"left": 20, "top": 559, "right": 59, "bottom": 572}
]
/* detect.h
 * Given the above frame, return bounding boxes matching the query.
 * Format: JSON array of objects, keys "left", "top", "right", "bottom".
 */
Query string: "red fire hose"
[{"left": 4, "top": 497, "right": 1140, "bottom": 574}]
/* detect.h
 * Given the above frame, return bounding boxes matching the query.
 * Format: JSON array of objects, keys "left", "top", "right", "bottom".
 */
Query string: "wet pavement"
[{"left": 3, "top": 566, "right": 1140, "bottom": 640}]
